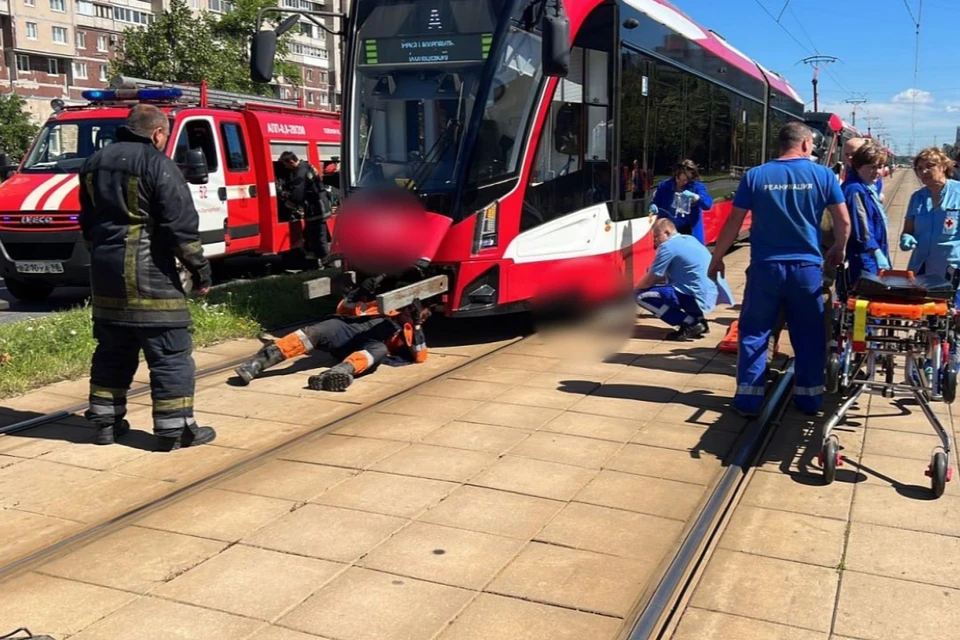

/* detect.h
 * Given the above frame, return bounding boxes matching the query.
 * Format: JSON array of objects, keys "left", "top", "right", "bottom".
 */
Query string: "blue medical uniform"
[
  {"left": 652, "top": 179, "right": 713, "bottom": 245},
  {"left": 843, "top": 174, "right": 890, "bottom": 284},
  {"left": 905, "top": 180, "right": 960, "bottom": 288},
  {"left": 733, "top": 158, "right": 845, "bottom": 415},
  {"left": 636, "top": 234, "right": 719, "bottom": 327}
]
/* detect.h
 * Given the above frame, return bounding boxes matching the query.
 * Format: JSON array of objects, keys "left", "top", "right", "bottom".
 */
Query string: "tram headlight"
[{"left": 473, "top": 201, "right": 499, "bottom": 253}]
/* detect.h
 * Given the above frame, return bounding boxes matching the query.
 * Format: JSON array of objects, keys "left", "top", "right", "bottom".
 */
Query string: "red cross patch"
[{"left": 946, "top": 217, "right": 956, "bottom": 230}]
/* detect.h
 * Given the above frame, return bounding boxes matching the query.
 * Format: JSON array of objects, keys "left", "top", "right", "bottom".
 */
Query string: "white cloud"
[
  {"left": 818, "top": 87, "right": 960, "bottom": 152},
  {"left": 893, "top": 88, "right": 934, "bottom": 104}
]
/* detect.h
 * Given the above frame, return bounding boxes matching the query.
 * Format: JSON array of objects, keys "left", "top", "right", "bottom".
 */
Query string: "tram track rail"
[
  {"left": 621, "top": 360, "right": 796, "bottom": 640},
  {"left": 0, "top": 325, "right": 530, "bottom": 582},
  {"left": 620, "top": 166, "right": 917, "bottom": 640}
]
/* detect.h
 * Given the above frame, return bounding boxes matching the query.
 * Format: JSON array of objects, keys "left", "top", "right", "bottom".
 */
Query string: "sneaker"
[
  {"left": 666, "top": 320, "right": 709, "bottom": 342},
  {"left": 93, "top": 419, "right": 130, "bottom": 445},
  {"left": 156, "top": 425, "right": 217, "bottom": 452}
]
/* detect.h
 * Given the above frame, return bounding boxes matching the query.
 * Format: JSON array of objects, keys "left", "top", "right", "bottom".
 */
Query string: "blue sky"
[{"left": 674, "top": 0, "right": 958, "bottom": 155}]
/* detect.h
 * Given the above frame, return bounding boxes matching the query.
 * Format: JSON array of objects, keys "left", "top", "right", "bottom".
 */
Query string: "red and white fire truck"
[{"left": 0, "top": 77, "right": 341, "bottom": 302}]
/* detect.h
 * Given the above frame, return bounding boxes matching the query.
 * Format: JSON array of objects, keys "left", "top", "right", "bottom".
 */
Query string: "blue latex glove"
[
  {"left": 900, "top": 234, "right": 917, "bottom": 251},
  {"left": 681, "top": 189, "right": 698, "bottom": 201},
  {"left": 874, "top": 249, "right": 891, "bottom": 270},
  {"left": 648, "top": 203, "right": 658, "bottom": 215}
]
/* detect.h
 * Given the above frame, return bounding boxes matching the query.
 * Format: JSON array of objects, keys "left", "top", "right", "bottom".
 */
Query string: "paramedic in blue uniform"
[
  {"left": 843, "top": 142, "right": 891, "bottom": 283},
  {"left": 635, "top": 218, "right": 734, "bottom": 341},
  {"left": 648, "top": 159, "right": 713, "bottom": 245},
  {"left": 844, "top": 137, "right": 884, "bottom": 202},
  {"left": 709, "top": 122, "right": 851, "bottom": 416},
  {"left": 900, "top": 147, "right": 960, "bottom": 302}
]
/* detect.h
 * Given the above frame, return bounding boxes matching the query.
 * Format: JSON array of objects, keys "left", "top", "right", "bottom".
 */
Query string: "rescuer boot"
[
  {"left": 308, "top": 362, "right": 356, "bottom": 392},
  {"left": 156, "top": 424, "right": 218, "bottom": 452},
  {"left": 234, "top": 344, "right": 285, "bottom": 385},
  {"left": 93, "top": 419, "right": 130, "bottom": 445}
]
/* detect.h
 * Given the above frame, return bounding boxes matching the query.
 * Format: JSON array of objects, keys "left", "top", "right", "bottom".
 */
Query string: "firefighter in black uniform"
[
  {"left": 278, "top": 151, "right": 332, "bottom": 265},
  {"left": 78, "top": 104, "right": 217, "bottom": 451}
]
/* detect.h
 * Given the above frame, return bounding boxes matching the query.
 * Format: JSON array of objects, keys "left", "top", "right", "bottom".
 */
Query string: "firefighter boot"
[
  {"left": 93, "top": 419, "right": 131, "bottom": 446},
  {"left": 234, "top": 344, "right": 285, "bottom": 385},
  {"left": 156, "top": 424, "right": 218, "bottom": 452},
  {"left": 308, "top": 361, "right": 356, "bottom": 392}
]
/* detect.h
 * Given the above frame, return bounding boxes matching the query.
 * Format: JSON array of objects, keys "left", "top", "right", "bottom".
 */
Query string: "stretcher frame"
[{"left": 823, "top": 268, "right": 956, "bottom": 498}]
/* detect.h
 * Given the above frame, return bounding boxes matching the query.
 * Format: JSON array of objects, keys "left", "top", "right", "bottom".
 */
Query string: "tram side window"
[
  {"left": 173, "top": 120, "right": 219, "bottom": 172},
  {"left": 522, "top": 4, "right": 614, "bottom": 233}
]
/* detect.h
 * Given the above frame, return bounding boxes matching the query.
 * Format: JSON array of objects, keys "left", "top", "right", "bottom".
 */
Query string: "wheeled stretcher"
[{"left": 822, "top": 268, "right": 956, "bottom": 498}]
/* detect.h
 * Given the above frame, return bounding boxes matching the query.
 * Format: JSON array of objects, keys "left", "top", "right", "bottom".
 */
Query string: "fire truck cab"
[{"left": 0, "top": 77, "right": 341, "bottom": 302}]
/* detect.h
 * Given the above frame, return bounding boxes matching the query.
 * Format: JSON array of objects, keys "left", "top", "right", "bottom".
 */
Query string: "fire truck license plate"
[{"left": 15, "top": 261, "right": 64, "bottom": 274}]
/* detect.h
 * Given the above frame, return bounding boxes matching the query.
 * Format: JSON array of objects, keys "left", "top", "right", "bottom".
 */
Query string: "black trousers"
[
  {"left": 300, "top": 316, "right": 399, "bottom": 374},
  {"left": 303, "top": 217, "right": 331, "bottom": 260},
  {"left": 86, "top": 321, "right": 197, "bottom": 437}
]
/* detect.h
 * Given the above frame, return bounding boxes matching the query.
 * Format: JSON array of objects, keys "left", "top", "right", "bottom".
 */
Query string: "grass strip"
[{"left": 0, "top": 270, "right": 336, "bottom": 400}]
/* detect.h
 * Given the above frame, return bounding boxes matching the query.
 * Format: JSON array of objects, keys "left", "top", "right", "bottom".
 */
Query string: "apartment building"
[{"left": 0, "top": 0, "right": 342, "bottom": 126}]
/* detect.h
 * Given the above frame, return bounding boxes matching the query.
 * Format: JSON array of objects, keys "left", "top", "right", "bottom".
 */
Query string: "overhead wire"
[{"left": 751, "top": 0, "right": 814, "bottom": 55}]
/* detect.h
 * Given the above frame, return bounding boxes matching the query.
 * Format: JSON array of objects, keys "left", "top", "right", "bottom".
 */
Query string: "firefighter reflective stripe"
[
  {"left": 345, "top": 349, "right": 376, "bottom": 374},
  {"left": 275, "top": 330, "right": 312, "bottom": 359},
  {"left": 124, "top": 224, "right": 143, "bottom": 300},
  {"left": 178, "top": 240, "right": 203, "bottom": 259},
  {"left": 92, "top": 295, "right": 188, "bottom": 310},
  {"left": 153, "top": 396, "right": 194, "bottom": 412},
  {"left": 90, "top": 384, "right": 127, "bottom": 400},
  {"left": 86, "top": 383, "right": 128, "bottom": 424},
  {"left": 126, "top": 176, "right": 147, "bottom": 223}
]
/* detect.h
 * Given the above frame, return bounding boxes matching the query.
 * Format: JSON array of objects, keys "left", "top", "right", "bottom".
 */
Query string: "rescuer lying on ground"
[
  {"left": 634, "top": 218, "right": 734, "bottom": 341},
  {"left": 234, "top": 275, "right": 429, "bottom": 391}
]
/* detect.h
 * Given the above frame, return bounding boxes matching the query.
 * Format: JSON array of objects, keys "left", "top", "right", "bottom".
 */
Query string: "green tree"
[
  {"left": 111, "top": 0, "right": 300, "bottom": 97},
  {"left": 0, "top": 93, "right": 39, "bottom": 159}
]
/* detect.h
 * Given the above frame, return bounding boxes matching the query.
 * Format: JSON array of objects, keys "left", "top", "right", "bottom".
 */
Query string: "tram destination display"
[{"left": 362, "top": 32, "right": 493, "bottom": 66}]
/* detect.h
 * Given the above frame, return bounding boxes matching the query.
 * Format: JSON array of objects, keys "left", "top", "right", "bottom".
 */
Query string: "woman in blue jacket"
[
  {"left": 648, "top": 160, "right": 713, "bottom": 244},
  {"left": 842, "top": 142, "right": 891, "bottom": 284}
]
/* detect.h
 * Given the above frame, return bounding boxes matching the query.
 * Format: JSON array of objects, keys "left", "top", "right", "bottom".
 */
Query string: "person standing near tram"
[
  {"left": 899, "top": 147, "right": 960, "bottom": 303},
  {"left": 648, "top": 159, "right": 714, "bottom": 245},
  {"left": 709, "top": 122, "right": 851, "bottom": 417}
]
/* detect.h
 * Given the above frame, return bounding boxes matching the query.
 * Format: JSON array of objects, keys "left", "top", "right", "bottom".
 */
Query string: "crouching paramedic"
[
  {"left": 635, "top": 218, "right": 733, "bottom": 341},
  {"left": 78, "top": 104, "right": 216, "bottom": 451},
  {"left": 234, "top": 277, "right": 429, "bottom": 391}
]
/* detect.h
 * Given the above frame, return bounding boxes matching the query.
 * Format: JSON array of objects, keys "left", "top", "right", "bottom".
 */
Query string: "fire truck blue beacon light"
[{"left": 81, "top": 89, "right": 183, "bottom": 102}]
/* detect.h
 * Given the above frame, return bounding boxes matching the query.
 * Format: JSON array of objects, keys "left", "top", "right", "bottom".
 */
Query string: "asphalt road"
[
  {"left": 0, "top": 255, "right": 300, "bottom": 325},
  {"left": 0, "top": 279, "right": 90, "bottom": 324}
]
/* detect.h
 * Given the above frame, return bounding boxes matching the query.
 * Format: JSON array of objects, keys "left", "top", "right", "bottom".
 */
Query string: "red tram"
[{"left": 254, "top": 0, "right": 805, "bottom": 316}]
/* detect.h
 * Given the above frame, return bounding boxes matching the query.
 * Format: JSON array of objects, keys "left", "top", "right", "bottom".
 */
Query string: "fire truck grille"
[{"left": 5, "top": 243, "right": 76, "bottom": 261}]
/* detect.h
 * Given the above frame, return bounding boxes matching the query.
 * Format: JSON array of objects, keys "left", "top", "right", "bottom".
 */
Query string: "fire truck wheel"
[{"left": 4, "top": 277, "right": 54, "bottom": 302}]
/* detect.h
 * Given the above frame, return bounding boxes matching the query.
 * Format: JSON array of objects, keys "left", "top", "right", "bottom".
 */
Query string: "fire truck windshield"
[
  {"left": 22, "top": 118, "right": 125, "bottom": 173},
  {"left": 348, "top": 0, "right": 541, "bottom": 207}
]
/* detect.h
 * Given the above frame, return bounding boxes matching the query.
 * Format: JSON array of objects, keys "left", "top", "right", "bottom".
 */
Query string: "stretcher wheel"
[
  {"left": 826, "top": 354, "right": 841, "bottom": 395},
  {"left": 821, "top": 438, "right": 839, "bottom": 485},
  {"left": 943, "top": 368, "right": 957, "bottom": 404},
  {"left": 883, "top": 356, "right": 895, "bottom": 398},
  {"left": 930, "top": 452, "right": 948, "bottom": 498}
]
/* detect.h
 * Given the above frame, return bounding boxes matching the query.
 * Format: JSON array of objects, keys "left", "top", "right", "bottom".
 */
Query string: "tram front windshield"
[{"left": 349, "top": 0, "right": 542, "bottom": 201}]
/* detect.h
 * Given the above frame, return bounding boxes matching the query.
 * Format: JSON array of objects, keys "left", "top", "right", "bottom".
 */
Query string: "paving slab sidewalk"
[
  {"left": 0, "top": 327, "right": 520, "bottom": 569},
  {"left": 670, "top": 172, "right": 960, "bottom": 640},
  {"left": 0, "top": 204, "right": 796, "bottom": 638}
]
